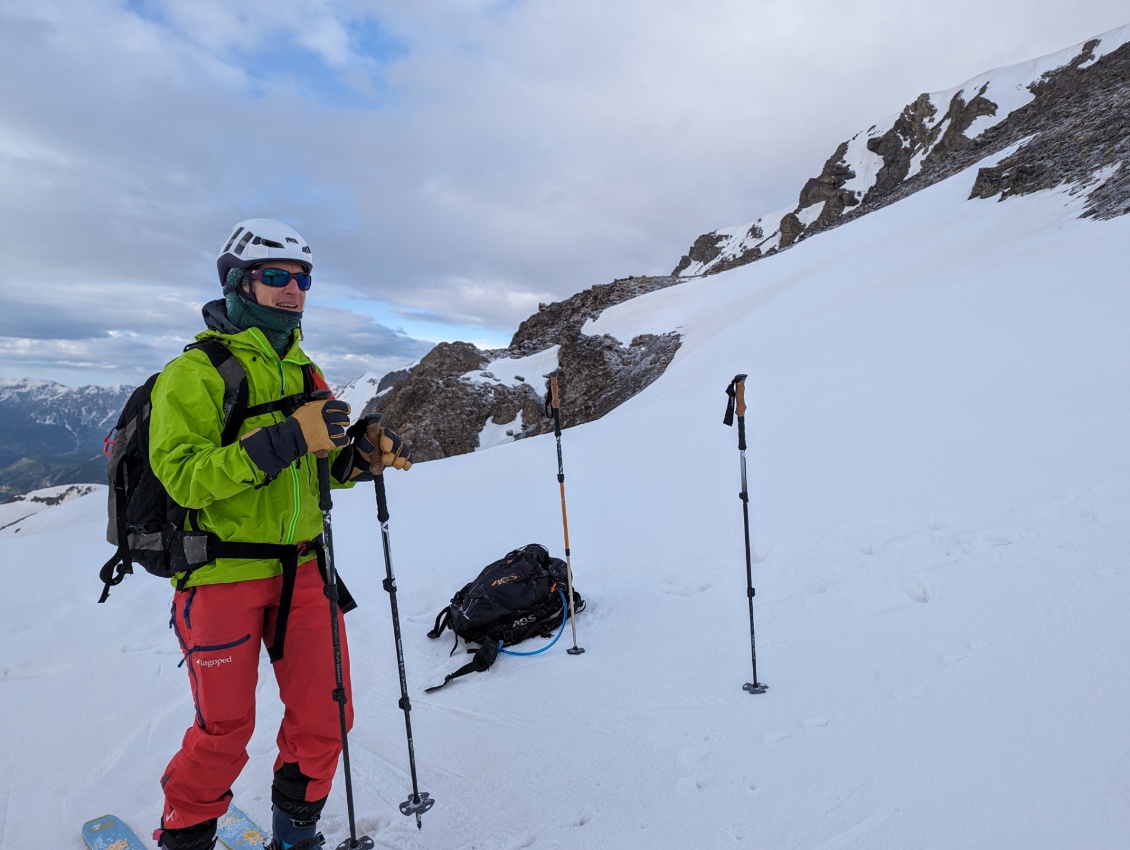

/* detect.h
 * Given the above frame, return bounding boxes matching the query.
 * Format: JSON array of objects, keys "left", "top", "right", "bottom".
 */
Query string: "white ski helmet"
[{"left": 217, "top": 218, "right": 313, "bottom": 287}]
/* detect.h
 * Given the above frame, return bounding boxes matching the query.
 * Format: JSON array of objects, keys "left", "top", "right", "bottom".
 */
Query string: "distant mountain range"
[
  {"left": 0, "top": 374, "right": 395, "bottom": 499},
  {"left": 0, "top": 380, "right": 133, "bottom": 499}
]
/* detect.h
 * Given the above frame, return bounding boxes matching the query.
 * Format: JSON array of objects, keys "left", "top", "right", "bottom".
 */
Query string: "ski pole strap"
[
  {"left": 544, "top": 373, "right": 562, "bottom": 423},
  {"left": 724, "top": 373, "right": 748, "bottom": 426}
]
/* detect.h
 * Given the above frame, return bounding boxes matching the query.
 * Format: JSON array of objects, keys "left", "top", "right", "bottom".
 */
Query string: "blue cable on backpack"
[{"left": 499, "top": 588, "right": 568, "bottom": 657}]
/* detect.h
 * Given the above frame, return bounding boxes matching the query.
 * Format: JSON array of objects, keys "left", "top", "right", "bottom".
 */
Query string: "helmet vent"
[
  {"left": 233, "top": 231, "right": 254, "bottom": 256},
  {"left": 222, "top": 228, "right": 245, "bottom": 254}
]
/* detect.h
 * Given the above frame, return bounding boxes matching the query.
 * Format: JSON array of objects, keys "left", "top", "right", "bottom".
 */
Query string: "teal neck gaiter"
[{"left": 224, "top": 290, "right": 302, "bottom": 356}]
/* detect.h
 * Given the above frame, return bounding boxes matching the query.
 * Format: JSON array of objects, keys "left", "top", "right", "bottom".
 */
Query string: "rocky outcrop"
[
  {"left": 1079, "top": 162, "right": 1130, "bottom": 220},
  {"left": 363, "top": 342, "right": 494, "bottom": 460},
  {"left": 671, "top": 233, "right": 727, "bottom": 276},
  {"left": 674, "top": 30, "right": 1130, "bottom": 275},
  {"left": 967, "top": 40, "right": 1130, "bottom": 218},
  {"left": 371, "top": 276, "right": 683, "bottom": 462},
  {"left": 798, "top": 142, "right": 862, "bottom": 228}
]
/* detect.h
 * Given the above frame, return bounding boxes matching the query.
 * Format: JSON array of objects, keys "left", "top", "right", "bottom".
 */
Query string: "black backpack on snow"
[{"left": 425, "top": 543, "right": 584, "bottom": 691}]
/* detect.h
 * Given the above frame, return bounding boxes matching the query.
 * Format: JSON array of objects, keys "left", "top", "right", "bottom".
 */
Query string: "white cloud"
[{"left": 1, "top": 0, "right": 1127, "bottom": 385}]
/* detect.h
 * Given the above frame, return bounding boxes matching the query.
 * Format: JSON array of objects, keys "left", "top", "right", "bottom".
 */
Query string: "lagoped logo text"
[{"left": 196, "top": 655, "right": 234, "bottom": 668}]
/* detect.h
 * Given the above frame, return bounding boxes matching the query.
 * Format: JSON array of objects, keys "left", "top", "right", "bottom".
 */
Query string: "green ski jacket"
[{"left": 150, "top": 315, "right": 351, "bottom": 588}]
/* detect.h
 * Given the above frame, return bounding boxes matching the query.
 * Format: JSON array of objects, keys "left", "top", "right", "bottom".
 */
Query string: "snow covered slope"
[{"left": 3, "top": 116, "right": 1130, "bottom": 850}]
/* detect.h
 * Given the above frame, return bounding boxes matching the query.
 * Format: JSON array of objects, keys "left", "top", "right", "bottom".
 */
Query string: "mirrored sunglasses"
[{"left": 249, "top": 267, "right": 312, "bottom": 291}]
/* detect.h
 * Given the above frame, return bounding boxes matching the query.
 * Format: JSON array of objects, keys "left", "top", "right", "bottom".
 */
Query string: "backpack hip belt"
[{"left": 171, "top": 533, "right": 355, "bottom": 663}]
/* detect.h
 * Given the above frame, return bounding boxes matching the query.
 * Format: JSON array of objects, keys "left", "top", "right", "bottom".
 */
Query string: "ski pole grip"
[
  {"left": 317, "top": 454, "right": 332, "bottom": 512},
  {"left": 374, "top": 470, "right": 390, "bottom": 523},
  {"left": 549, "top": 375, "right": 561, "bottom": 410},
  {"left": 724, "top": 374, "right": 747, "bottom": 426}
]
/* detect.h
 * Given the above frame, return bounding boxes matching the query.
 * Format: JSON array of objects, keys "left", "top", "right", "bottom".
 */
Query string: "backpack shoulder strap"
[
  {"left": 424, "top": 642, "right": 499, "bottom": 693},
  {"left": 183, "top": 339, "right": 249, "bottom": 447},
  {"left": 240, "top": 362, "right": 326, "bottom": 421}
]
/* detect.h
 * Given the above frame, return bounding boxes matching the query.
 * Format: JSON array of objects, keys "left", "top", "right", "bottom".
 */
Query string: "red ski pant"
[{"left": 161, "top": 560, "right": 353, "bottom": 829}]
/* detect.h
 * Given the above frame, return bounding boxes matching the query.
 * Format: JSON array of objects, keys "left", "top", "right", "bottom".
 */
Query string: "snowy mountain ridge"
[
  {"left": 0, "top": 374, "right": 394, "bottom": 497},
  {"left": 0, "top": 379, "right": 133, "bottom": 497},
  {"left": 673, "top": 22, "right": 1130, "bottom": 276},
  {"left": 0, "top": 377, "right": 132, "bottom": 414}
]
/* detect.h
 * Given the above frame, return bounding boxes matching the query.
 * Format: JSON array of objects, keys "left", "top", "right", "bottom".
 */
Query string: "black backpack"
[
  {"left": 98, "top": 340, "right": 317, "bottom": 601},
  {"left": 425, "top": 543, "right": 584, "bottom": 691}
]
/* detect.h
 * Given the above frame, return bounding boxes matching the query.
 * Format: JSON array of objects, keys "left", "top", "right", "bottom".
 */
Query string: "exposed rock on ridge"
[
  {"left": 673, "top": 27, "right": 1130, "bottom": 276},
  {"left": 367, "top": 276, "right": 682, "bottom": 462}
]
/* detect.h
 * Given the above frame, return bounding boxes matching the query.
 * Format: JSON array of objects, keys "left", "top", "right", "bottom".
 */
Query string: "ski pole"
[
  {"left": 367, "top": 422, "right": 434, "bottom": 830},
  {"left": 546, "top": 374, "right": 584, "bottom": 656},
  {"left": 723, "top": 375, "right": 767, "bottom": 695},
  {"left": 315, "top": 454, "right": 374, "bottom": 850}
]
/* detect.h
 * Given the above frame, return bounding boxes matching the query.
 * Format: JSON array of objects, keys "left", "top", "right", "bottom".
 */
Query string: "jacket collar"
[{"left": 198, "top": 298, "right": 310, "bottom": 364}]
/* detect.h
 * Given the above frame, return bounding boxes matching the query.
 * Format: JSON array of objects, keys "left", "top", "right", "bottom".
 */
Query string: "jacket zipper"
[{"left": 251, "top": 329, "right": 306, "bottom": 547}]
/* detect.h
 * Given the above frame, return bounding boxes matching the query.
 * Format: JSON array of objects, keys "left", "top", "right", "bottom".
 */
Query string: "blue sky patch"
[{"left": 241, "top": 17, "right": 408, "bottom": 109}]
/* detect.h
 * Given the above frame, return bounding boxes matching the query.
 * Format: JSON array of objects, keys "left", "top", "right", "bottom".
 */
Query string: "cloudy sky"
[{"left": 2, "top": 0, "right": 1127, "bottom": 387}]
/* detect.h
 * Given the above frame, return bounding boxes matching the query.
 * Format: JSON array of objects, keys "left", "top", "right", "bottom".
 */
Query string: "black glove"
[{"left": 242, "top": 398, "right": 350, "bottom": 479}]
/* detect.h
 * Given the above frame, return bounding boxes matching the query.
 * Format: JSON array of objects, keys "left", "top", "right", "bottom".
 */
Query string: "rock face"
[
  {"left": 967, "top": 42, "right": 1130, "bottom": 220},
  {"left": 371, "top": 276, "right": 683, "bottom": 462},
  {"left": 673, "top": 28, "right": 1130, "bottom": 276}
]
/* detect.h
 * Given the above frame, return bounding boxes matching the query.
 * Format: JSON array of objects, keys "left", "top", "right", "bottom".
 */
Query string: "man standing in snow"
[{"left": 149, "top": 218, "right": 412, "bottom": 850}]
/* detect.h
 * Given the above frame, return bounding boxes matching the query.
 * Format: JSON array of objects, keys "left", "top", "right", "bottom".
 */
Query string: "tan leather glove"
[
  {"left": 332, "top": 417, "right": 412, "bottom": 482},
  {"left": 289, "top": 398, "right": 351, "bottom": 455},
  {"left": 243, "top": 398, "right": 351, "bottom": 479},
  {"left": 378, "top": 428, "right": 412, "bottom": 470}
]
